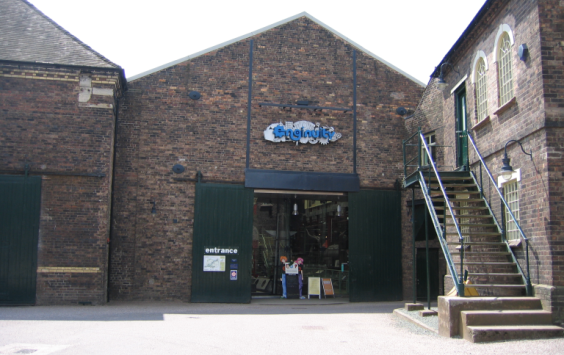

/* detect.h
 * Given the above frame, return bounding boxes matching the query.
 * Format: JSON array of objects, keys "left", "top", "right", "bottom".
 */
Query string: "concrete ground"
[{"left": 1, "top": 298, "right": 563, "bottom": 355}]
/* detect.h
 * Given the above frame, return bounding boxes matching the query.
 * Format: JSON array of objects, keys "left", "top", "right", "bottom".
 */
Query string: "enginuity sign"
[{"left": 264, "top": 121, "right": 342, "bottom": 145}]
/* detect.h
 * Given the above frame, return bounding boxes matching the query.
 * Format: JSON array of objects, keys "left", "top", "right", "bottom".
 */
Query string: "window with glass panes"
[
  {"left": 421, "top": 132, "right": 436, "bottom": 166},
  {"left": 498, "top": 33, "right": 514, "bottom": 106},
  {"left": 504, "top": 179, "right": 519, "bottom": 240},
  {"left": 476, "top": 58, "right": 488, "bottom": 121}
]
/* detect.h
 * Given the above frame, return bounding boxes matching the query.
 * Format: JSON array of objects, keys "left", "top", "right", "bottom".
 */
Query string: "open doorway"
[{"left": 252, "top": 191, "right": 349, "bottom": 298}]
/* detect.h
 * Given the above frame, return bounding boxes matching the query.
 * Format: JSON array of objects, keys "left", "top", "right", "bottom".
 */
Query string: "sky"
[{"left": 27, "top": 0, "right": 487, "bottom": 85}]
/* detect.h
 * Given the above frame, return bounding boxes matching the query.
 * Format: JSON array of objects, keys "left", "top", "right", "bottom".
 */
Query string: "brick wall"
[
  {"left": 110, "top": 16, "right": 424, "bottom": 300},
  {"left": 538, "top": 0, "right": 564, "bottom": 291},
  {"left": 0, "top": 63, "right": 121, "bottom": 304}
]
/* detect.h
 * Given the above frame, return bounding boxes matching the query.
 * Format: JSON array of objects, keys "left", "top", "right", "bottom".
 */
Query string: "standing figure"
[
  {"left": 280, "top": 256, "right": 288, "bottom": 299},
  {"left": 296, "top": 257, "right": 305, "bottom": 299}
]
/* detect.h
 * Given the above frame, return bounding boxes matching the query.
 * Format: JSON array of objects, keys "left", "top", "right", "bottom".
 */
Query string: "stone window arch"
[
  {"left": 494, "top": 25, "right": 515, "bottom": 106},
  {"left": 472, "top": 51, "right": 488, "bottom": 122}
]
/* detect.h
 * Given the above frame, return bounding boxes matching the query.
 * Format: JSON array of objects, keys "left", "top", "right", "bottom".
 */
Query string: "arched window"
[
  {"left": 475, "top": 56, "right": 488, "bottom": 122},
  {"left": 498, "top": 32, "right": 514, "bottom": 106}
]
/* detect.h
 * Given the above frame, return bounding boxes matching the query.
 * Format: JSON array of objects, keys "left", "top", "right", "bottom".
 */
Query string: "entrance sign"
[{"left": 264, "top": 121, "right": 342, "bottom": 145}]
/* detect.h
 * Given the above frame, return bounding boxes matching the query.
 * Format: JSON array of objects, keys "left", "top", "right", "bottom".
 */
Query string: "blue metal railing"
[
  {"left": 403, "top": 128, "right": 466, "bottom": 296},
  {"left": 467, "top": 133, "right": 532, "bottom": 295}
]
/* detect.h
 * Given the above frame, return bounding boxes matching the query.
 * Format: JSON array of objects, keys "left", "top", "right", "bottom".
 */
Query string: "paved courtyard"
[{"left": 0, "top": 299, "right": 563, "bottom": 354}]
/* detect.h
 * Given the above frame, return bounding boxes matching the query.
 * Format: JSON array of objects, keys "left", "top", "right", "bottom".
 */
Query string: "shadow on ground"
[{"left": 0, "top": 299, "right": 408, "bottom": 321}]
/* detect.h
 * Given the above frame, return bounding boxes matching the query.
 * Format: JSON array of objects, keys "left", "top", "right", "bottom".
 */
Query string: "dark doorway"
[
  {"left": 416, "top": 248, "right": 440, "bottom": 300},
  {"left": 252, "top": 192, "right": 349, "bottom": 298}
]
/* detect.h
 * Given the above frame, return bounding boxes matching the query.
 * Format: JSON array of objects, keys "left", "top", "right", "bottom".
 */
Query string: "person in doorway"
[
  {"left": 296, "top": 257, "right": 305, "bottom": 299},
  {"left": 280, "top": 256, "right": 288, "bottom": 299}
]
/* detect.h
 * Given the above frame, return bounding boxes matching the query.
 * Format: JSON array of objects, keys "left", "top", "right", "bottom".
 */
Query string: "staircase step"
[
  {"left": 464, "top": 325, "right": 564, "bottom": 343},
  {"left": 453, "top": 262, "right": 516, "bottom": 266},
  {"left": 467, "top": 272, "right": 521, "bottom": 276},
  {"left": 446, "top": 232, "right": 501, "bottom": 236},
  {"left": 463, "top": 252, "right": 511, "bottom": 255},
  {"left": 446, "top": 223, "right": 497, "bottom": 227},
  {"left": 430, "top": 183, "right": 477, "bottom": 188},
  {"left": 441, "top": 214, "right": 493, "bottom": 219},
  {"left": 461, "top": 310, "right": 553, "bottom": 327},
  {"left": 468, "top": 284, "right": 527, "bottom": 288},
  {"left": 431, "top": 191, "right": 481, "bottom": 197},
  {"left": 435, "top": 206, "right": 489, "bottom": 210},
  {"left": 429, "top": 176, "right": 473, "bottom": 181},
  {"left": 448, "top": 242, "right": 505, "bottom": 246},
  {"left": 432, "top": 198, "right": 484, "bottom": 202}
]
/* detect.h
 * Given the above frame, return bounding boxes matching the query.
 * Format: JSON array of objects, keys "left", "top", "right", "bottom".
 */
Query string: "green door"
[
  {"left": 192, "top": 183, "right": 254, "bottom": 303},
  {"left": 455, "top": 86, "right": 468, "bottom": 169},
  {"left": 348, "top": 189, "right": 402, "bottom": 301},
  {"left": 0, "top": 175, "right": 41, "bottom": 305}
]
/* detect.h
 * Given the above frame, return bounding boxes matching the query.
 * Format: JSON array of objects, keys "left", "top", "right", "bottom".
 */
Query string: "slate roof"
[
  {"left": 0, "top": 0, "right": 119, "bottom": 68},
  {"left": 129, "top": 12, "right": 425, "bottom": 87}
]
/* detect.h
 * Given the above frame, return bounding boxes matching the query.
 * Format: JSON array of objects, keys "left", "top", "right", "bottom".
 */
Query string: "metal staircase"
[
  {"left": 402, "top": 129, "right": 532, "bottom": 298},
  {"left": 426, "top": 171, "right": 527, "bottom": 296},
  {"left": 401, "top": 129, "right": 564, "bottom": 342}
]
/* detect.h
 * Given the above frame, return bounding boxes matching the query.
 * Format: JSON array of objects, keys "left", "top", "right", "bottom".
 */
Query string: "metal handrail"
[
  {"left": 418, "top": 170, "right": 462, "bottom": 294},
  {"left": 419, "top": 131, "right": 466, "bottom": 295},
  {"left": 467, "top": 133, "right": 532, "bottom": 295}
]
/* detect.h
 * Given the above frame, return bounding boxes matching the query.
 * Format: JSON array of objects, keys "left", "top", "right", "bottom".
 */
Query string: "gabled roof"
[
  {"left": 129, "top": 12, "right": 425, "bottom": 87},
  {"left": 0, "top": 0, "right": 120, "bottom": 69}
]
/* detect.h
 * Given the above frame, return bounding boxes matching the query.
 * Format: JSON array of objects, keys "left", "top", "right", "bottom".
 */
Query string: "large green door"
[
  {"left": 192, "top": 183, "right": 254, "bottom": 303},
  {"left": 0, "top": 175, "right": 41, "bottom": 305},
  {"left": 348, "top": 189, "right": 402, "bottom": 302}
]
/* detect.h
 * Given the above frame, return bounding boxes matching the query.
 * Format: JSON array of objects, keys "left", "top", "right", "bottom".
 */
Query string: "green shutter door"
[
  {"left": 192, "top": 183, "right": 254, "bottom": 303},
  {"left": 348, "top": 189, "right": 402, "bottom": 302},
  {"left": 0, "top": 175, "right": 41, "bottom": 305}
]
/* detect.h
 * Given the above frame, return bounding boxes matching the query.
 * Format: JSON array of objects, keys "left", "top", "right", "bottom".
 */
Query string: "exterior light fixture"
[
  {"left": 293, "top": 203, "right": 299, "bottom": 216},
  {"left": 518, "top": 44, "right": 528, "bottom": 61},
  {"left": 436, "top": 62, "right": 459, "bottom": 91},
  {"left": 150, "top": 201, "right": 157, "bottom": 215},
  {"left": 337, "top": 204, "right": 342, "bottom": 217},
  {"left": 499, "top": 139, "right": 533, "bottom": 180}
]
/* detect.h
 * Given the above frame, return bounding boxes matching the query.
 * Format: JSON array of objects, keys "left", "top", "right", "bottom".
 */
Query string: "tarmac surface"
[{"left": 1, "top": 298, "right": 563, "bottom": 354}]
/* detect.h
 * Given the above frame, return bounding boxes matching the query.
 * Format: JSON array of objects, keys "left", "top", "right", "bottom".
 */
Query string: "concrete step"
[
  {"left": 438, "top": 296, "right": 546, "bottom": 338},
  {"left": 464, "top": 325, "right": 564, "bottom": 343},
  {"left": 461, "top": 310, "right": 553, "bottom": 327}
]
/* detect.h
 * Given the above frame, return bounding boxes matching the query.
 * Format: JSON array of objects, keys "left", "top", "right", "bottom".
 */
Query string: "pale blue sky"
[{"left": 28, "top": 0, "right": 486, "bottom": 84}]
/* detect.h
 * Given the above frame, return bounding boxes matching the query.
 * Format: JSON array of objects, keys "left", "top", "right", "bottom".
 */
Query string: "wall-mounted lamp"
[
  {"left": 436, "top": 62, "right": 460, "bottom": 91},
  {"left": 150, "top": 201, "right": 157, "bottom": 215},
  {"left": 499, "top": 139, "right": 533, "bottom": 179},
  {"left": 337, "top": 204, "right": 342, "bottom": 217},
  {"left": 293, "top": 203, "right": 299, "bottom": 216},
  {"left": 518, "top": 44, "right": 528, "bottom": 61}
]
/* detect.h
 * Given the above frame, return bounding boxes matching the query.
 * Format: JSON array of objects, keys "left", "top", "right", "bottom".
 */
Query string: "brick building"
[
  {"left": 109, "top": 13, "right": 424, "bottom": 302},
  {"left": 0, "top": 0, "right": 125, "bottom": 305},
  {"left": 403, "top": 0, "right": 564, "bottom": 327},
  {"left": 3, "top": 0, "right": 564, "bottom": 332}
]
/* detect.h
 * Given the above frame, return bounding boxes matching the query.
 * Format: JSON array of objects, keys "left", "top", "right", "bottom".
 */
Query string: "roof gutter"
[{"left": 430, "top": 0, "right": 502, "bottom": 78}]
